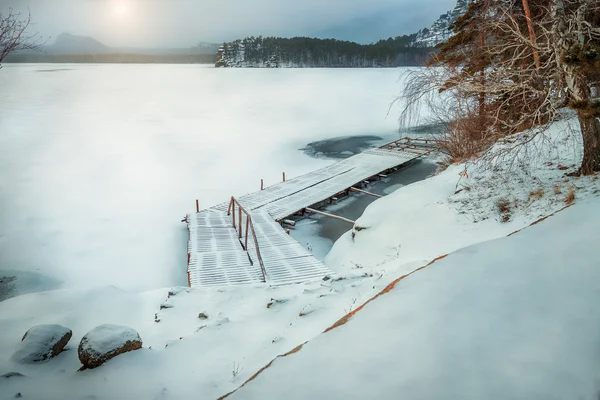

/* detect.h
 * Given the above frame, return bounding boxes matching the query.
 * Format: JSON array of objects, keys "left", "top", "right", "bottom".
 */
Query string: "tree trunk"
[
  {"left": 552, "top": 0, "right": 599, "bottom": 174},
  {"left": 521, "top": 0, "right": 540, "bottom": 69},
  {"left": 577, "top": 113, "right": 600, "bottom": 174}
]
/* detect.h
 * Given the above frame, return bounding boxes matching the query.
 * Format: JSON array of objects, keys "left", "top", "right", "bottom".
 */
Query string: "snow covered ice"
[{"left": 0, "top": 65, "right": 409, "bottom": 293}]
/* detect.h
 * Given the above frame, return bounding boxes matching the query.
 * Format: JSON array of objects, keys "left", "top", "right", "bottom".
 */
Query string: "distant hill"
[
  {"left": 5, "top": 33, "right": 219, "bottom": 64},
  {"left": 45, "top": 33, "right": 109, "bottom": 54}
]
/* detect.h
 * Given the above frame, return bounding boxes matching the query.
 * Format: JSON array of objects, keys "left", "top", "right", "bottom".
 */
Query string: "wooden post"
[
  {"left": 232, "top": 203, "right": 236, "bottom": 228},
  {"left": 261, "top": 179, "right": 264, "bottom": 190},
  {"left": 238, "top": 205, "right": 242, "bottom": 238},
  {"left": 282, "top": 172, "right": 286, "bottom": 182},
  {"left": 245, "top": 215, "right": 250, "bottom": 249},
  {"left": 196, "top": 199, "right": 199, "bottom": 213}
]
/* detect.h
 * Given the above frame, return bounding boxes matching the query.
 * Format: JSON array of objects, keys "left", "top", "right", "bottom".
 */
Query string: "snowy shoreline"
[
  {"left": 2, "top": 65, "right": 599, "bottom": 399},
  {"left": 2, "top": 116, "right": 598, "bottom": 399}
]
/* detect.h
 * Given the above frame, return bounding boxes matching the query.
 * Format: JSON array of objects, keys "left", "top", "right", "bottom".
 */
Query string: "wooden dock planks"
[{"left": 186, "top": 143, "right": 430, "bottom": 288}]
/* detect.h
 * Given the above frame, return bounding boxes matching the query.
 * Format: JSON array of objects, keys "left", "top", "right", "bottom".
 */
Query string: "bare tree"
[
  {"left": 0, "top": 8, "right": 42, "bottom": 68},
  {"left": 399, "top": 0, "right": 600, "bottom": 174}
]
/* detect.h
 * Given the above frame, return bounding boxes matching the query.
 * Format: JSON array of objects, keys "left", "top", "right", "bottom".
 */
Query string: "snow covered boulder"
[
  {"left": 11, "top": 324, "right": 72, "bottom": 363},
  {"left": 78, "top": 324, "right": 142, "bottom": 369}
]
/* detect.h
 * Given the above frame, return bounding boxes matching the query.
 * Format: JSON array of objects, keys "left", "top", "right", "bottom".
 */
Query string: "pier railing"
[{"left": 228, "top": 197, "right": 267, "bottom": 282}]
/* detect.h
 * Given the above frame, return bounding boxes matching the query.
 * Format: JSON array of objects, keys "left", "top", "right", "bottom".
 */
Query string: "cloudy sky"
[{"left": 5, "top": 0, "right": 455, "bottom": 48}]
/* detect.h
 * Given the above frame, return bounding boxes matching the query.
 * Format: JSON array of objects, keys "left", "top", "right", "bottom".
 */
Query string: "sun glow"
[{"left": 110, "top": 0, "right": 132, "bottom": 19}]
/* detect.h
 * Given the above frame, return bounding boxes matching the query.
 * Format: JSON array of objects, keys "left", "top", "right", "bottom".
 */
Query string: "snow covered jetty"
[{"left": 184, "top": 138, "right": 436, "bottom": 288}]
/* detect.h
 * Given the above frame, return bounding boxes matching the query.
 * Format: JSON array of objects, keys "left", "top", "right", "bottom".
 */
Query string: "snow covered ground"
[
  {"left": 1, "top": 65, "right": 598, "bottom": 399},
  {"left": 227, "top": 196, "right": 600, "bottom": 400}
]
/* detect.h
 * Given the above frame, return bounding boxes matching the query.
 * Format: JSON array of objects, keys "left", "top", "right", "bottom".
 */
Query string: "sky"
[{"left": 4, "top": 0, "right": 456, "bottom": 48}]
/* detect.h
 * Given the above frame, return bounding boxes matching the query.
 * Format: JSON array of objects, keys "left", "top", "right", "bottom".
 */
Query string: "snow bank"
[
  {"left": 229, "top": 196, "right": 600, "bottom": 400},
  {"left": 326, "top": 115, "right": 599, "bottom": 274},
  {"left": 0, "top": 273, "right": 412, "bottom": 399}
]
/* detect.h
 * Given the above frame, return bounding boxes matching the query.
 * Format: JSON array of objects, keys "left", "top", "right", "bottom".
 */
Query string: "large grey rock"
[
  {"left": 11, "top": 324, "right": 72, "bottom": 363},
  {"left": 78, "top": 324, "right": 142, "bottom": 369}
]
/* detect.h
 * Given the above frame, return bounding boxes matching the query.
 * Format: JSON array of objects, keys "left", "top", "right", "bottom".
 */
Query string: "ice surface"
[{"left": 0, "top": 65, "right": 414, "bottom": 292}]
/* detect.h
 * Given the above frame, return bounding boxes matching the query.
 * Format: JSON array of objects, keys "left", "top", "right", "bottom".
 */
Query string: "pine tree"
[{"left": 428, "top": 0, "right": 600, "bottom": 173}]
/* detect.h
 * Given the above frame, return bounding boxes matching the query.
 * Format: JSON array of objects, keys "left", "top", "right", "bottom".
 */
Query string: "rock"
[
  {"left": 159, "top": 303, "right": 173, "bottom": 310},
  {"left": 78, "top": 325, "right": 142, "bottom": 369},
  {"left": 11, "top": 325, "right": 72, "bottom": 363},
  {"left": 197, "top": 312, "right": 208, "bottom": 320}
]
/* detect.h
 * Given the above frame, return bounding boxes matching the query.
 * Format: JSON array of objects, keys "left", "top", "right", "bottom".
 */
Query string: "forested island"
[{"left": 216, "top": 35, "right": 433, "bottom": 68}]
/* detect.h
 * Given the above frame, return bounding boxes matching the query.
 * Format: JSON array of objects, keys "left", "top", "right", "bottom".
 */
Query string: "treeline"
[
  {"left": 217, "top": 36, "right": 433, "bottom": 68},
  {"left": 5, "top": 53, "right": 217, "bottom": 64}
]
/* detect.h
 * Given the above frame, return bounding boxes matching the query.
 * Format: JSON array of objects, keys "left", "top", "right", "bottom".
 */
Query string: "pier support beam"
[
  {"left": 305, "top": 207, "right": 355, "bottom": 225},
  {"left": 349, "top": 187, "right": 382, "bottom": 198}
]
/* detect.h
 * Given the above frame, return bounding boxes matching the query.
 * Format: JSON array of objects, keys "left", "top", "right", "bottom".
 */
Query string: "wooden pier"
[{"left": 185, "top": 138, "right": 434, "bottom": 288}]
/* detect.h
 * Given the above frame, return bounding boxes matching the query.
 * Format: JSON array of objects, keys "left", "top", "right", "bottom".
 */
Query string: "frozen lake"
[{"left": 0, "top": 64, "right": 414, "bottom": 294}]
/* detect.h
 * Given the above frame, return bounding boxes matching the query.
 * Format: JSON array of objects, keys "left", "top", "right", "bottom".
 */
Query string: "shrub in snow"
[
  {"left": 495, "top": 198, "right": 512, "bottom": 223},
  {"left": 168, "top": 287, "right": 189, "bottom": 297},
  {"left": 266, "top": 298, "right": 290, "bottom": 308},
  {"left": 11, "top": 324, "right": 72, "bottom": 363},
  {"left": 78, "top": 324, "right": 142, "bottom": 369}
]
